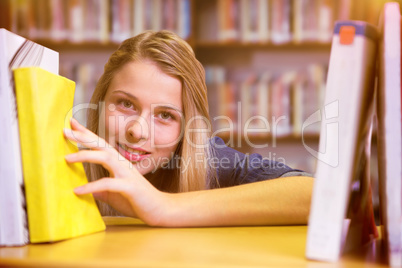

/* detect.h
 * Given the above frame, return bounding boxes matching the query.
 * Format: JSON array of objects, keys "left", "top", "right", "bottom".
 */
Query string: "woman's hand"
[
  {"left": 64, "top": 118, "right": 168, "bottom": 226},
  {"left": 63, "top": 118, "right": 313, "bottom": 227}
]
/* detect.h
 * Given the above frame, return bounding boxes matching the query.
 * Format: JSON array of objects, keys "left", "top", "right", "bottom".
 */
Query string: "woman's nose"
[{"left": 126, "top": 116, "right": 149, "bottom": 143}]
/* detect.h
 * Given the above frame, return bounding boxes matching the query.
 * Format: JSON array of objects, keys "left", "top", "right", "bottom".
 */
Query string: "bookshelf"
[{"left": 0, "top": 0, "right": 386, "bottom": 175}]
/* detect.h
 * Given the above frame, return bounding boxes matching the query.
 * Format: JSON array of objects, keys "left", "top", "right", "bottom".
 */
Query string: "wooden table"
[{"left": 0, "top": 217, "right": 389, "bottom": 267}]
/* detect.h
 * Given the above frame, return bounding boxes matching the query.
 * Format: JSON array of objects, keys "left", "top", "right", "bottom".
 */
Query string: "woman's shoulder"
[{"left": 207, "top": 136, "right": 310, "bottom": 189}]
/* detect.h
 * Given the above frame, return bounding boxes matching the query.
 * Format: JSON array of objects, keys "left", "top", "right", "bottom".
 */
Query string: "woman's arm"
[
  {"left": 158, "top": 176, "right": 314, "bottom": 227},
  {"left": 65, "top": 118, "right": 314, "bottom": 227},
  {"left": 72, "top": 175, "right": 313, "bottom": 227}
]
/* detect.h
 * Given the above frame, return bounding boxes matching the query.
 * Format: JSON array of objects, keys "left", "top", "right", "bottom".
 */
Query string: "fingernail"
[
  {"left": 65, "top": 154, "right": 73, "bottom": 161},
  {"left": 63, "top": 128, "right": 71, "bottom": 134},
  {"left": 74, "top": 186, "right": 84, "bottom": 194}
]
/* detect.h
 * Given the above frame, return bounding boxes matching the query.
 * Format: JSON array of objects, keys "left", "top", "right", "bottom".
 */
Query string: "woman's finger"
[
  {"left": 64, "top": 128, "right": 99, "bottom": 148},
  {"left": 74, "top": 178, "right": 138, "bottom": 217},
  {"left": 66, "top": 117, "right": 110, "bottom": 149},
  {"left": 64, "top": 127, "right": 111, "bottom": 151},
  {"left": 70, "top": 118, "right": 109, "bottom": 146},
  {"left": 66, "top": 150, "right": 136, "bottom": 178},
  {"left": 70, "top": 117, "right": 88, "bottom": 132},
  {"left": 74, "top": 178, "right": 134, "bottom": 200},
  {"left": 74, "top": 178, "right": 116, "bottom": 194}
]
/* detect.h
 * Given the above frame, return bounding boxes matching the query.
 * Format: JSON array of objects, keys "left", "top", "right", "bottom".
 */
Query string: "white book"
[
  {"left": 151, "top": 0, "right": 162, "bottom": 31},
  {"left": 377, "top": 3, "right": 402, "bottom": 267},
  {"left": 305, "top": 21, "right": 379, "bottom": 262},
  {"left": 0, "top": 29, "right": 59, "bottom": 246},
  {"left": 99, "top": 0, "right": 110, "bottom": 43},
  {"left": 317, "top": 0, "right": 333, "bottom": 43},
  {"left": 257, "top": 0, "right": 269, "bottom": 42},
  {"left": 133, "top": 0, "right": 145, "bottom": 37},
  {"left": 239, "top": 0, "right": 250, "bottom": 42}
]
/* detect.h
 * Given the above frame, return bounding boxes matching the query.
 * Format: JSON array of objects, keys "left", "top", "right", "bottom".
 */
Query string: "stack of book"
[{"left": 0, "top": 29, "right": 105, "bottom": 247}]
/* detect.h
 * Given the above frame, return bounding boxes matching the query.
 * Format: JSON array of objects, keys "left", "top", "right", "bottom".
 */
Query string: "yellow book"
[{"left": 14, "top": 67, "right": 105, "bottom": 243}]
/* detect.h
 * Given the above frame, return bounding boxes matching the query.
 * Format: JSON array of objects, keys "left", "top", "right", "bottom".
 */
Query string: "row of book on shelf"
[
  {"left": 8, "top": 0, "right": 191, "bottom": 43},
  {"left": 205, "top": 64, "right": 326, "bottom": 137},
  {"left": 200, "top": 0, "right": 336, "bottom": 43}
]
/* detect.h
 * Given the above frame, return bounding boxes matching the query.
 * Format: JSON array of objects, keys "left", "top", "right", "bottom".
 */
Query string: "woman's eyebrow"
[
  {"left": 153, "top": 105, "right": 183, "bottom": 114},
  {"left": 111, "top": 90, "right": 138, "bottom": 100}
]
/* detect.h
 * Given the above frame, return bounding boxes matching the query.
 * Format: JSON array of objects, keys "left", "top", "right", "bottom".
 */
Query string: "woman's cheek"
[
  {"left": 104, "top": 110, "right": 120, "bottom": 144},
  {"left": 152, "top": 123, "right": 182, "bottom": 147}
]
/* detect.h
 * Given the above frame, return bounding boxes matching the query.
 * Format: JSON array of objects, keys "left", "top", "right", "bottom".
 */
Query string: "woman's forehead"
[{"left": 107, "top": 61, "right": 183, "bottom": 109}]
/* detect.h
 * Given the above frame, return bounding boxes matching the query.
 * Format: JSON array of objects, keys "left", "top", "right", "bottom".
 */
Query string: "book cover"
[
  {"left": 14, "top": 67, "right": 105, "bottom": 243},
  {"left": 49, "top": 0, "right": 68, "bottom": 41},
  {"left": 177, "top": 0, "right": 191, "bottom": 40},
  {"left": 0, "top": 28, "right": 58, "bottom": 247},
  {"left": 132, "top": 0, "right": 145, "bottom": 37},
  {"left": 377, "top": 2, "right": 402, "bottom": 267},
  {"left": 68, "top": 0, "right": 84, "bottom": 43},
  {"left": 305, "top": 21, "right": 379, "bottom": 262},
  {"left": 270, "top": 0, "right": 291, "bottom": 44},
  {"left": 257, "top": 0, "right": 269, "bottom": 43},
  {"left": 111, "top": 0, "right": 132, "bottom": 43},
  {"left": 218, "top": 0, "right": 238, "bottom": 42}
]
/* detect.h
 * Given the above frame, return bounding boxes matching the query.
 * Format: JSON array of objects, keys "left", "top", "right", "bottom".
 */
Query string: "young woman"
[{"left": 64, "top": 30, "right": 314, "bottom": 227}]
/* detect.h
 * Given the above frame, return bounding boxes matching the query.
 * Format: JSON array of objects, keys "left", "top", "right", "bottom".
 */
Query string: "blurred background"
[{"left": 0, "top": 0, "right": 398, "bottom": 222}]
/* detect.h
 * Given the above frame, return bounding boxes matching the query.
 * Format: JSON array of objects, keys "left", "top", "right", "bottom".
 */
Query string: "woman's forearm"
[{"left": 156, "top": 176, "right": 314, "bottom": 227}]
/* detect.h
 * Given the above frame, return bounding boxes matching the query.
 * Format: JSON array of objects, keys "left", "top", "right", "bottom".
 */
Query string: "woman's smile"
[{"left": 117, "top": 142, "right": 151, "bottom": 162}]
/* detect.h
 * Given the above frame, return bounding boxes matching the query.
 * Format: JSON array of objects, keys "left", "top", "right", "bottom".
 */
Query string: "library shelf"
[{"left": 194, "top": 42, "right": 332, "bottom": 52}]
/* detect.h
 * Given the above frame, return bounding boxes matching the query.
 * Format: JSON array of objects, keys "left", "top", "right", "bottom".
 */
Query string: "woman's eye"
[
  {"left": 160, "top": 112, "right": 173, "bottom": 120},
  {"left": 121, "top": 100, "right": 133, "bottom": 109}
]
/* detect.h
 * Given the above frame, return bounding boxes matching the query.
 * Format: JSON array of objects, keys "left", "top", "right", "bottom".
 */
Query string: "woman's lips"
[{"left": 117, "top": 143, "right": 151, "bottom": 162}]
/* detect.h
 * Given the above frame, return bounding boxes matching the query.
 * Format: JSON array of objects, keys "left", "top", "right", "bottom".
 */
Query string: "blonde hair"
[{"left": 86, "top": 31, "right": 216, "bottom": 215}]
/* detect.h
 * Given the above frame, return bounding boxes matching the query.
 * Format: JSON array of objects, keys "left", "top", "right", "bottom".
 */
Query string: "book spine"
[
  {"left": 99, "top": 0, "right": 110, "bottom": 43},
  {"left": 49, "top": 0, "right": 67, "bottom": 41},
  {"left": 68, "top": 0, "right": 84, "bottom": 43},
  {"left": 0, "top": 29, "right": 29, "bottom": 247},
  {"left": 177, "top": 0, "right": 191, "bottom": 40},
  {"left": 257, "top": 0, "right": 269, "bottom": 42},
  {"left": 239, "top": 0, "right": 249, "bottom": 42},
  {"left": 132, "top": 0, "right": 145, "bottom": 37},
  {"left": 14, "top": 68, "right": 51, "bottom": 241},
  {"left": 152, "top": 0, "right": 162, "bottom": 31}
]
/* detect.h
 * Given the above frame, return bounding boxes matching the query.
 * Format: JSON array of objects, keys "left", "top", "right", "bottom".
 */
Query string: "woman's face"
[{"left": 103, "top": 60, "right": 183, "bottom": 175}]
